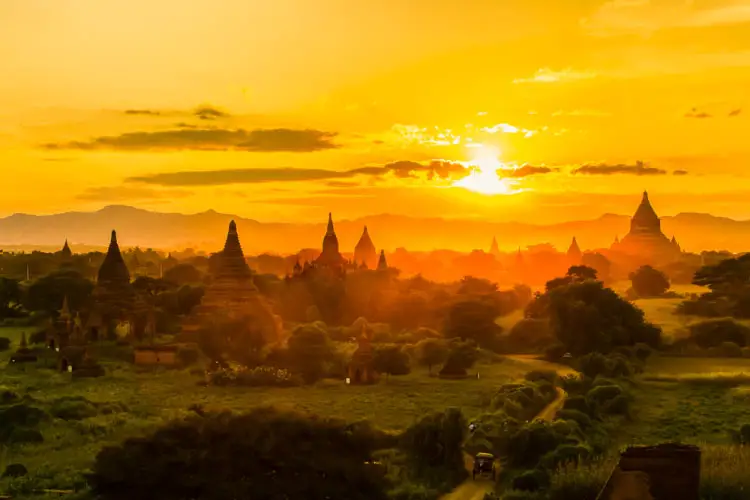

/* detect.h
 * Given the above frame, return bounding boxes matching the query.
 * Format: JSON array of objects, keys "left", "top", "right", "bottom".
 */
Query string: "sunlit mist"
[{"left": 454, "top": 145, "right": 518, "bottom": 195}]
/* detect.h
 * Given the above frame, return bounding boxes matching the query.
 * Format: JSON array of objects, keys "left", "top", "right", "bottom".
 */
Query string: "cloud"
[
  {"left": 124, "top": 109, "right": 161, "bottom": 116},
  {"left": 572, "top": 161, "right": 667, "bottom": 176},
  {"left": 513, "top": 68, "right": 597, "bottom": 84},
  {"left": 128, "top": 160, "right": 470, "bottom": 187},
  {"left": 42, "top": 157, "right": 74, "bottom": 162},
  {"left": 77, "top": 186, "right": 192, "bottom": 201},
  {"left": 685, "top": 108, "right": 712, "bottom": 118},
  {"left": 43, "top": 128, "right": 339, "bottom": 152},
  {"left": 326, "top": 181, "right": 361, "bottom": 188},
  {"left": 174, "top": 122, "right": 198, "bottom": 129},
  {"left": 502, "top": 165, "right": 557, "bottom": 178},
  {"left": 729, "top": 109, "right": 742, "bottom": 117},
  {"left": 194, "top": 106, "right": 229, "bottom": 120},
  {"left": 673, "top": 169, "right": 689, "bottom": 176}
]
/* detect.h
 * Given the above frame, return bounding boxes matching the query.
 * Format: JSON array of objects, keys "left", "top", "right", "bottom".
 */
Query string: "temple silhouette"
[{"left": 611, "top": 191, "right": 681, "bottom": 262}]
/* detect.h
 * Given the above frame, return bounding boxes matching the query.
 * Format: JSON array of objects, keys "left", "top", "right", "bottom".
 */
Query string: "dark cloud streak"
[
  {"left": 572, "top": 161, "right": 667, "bottom": 176},
  {"left": 43, "top": 128, "right": 339, "bottom": 152}
]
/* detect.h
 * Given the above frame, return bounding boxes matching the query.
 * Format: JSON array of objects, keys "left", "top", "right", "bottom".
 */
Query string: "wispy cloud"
[
  {"left": 572, "top": 161, "right": 668, "bottom": 176},
  {"left": 513, "top": 68, "right": 597, "bottom": 84},
  {"left": 584, "top": 0, "right": 750, "bottom": 36},
  {"left": 501, "top": 165, "right": 557, "bottom": 177},
  {"left": 124, "top": 109, "right": 161, "bottom": 116},
  {"left": 673, "top": 169, "right": 689, "bottom": 176},
  {"left": 194, "top": 106, "right": 229, "bottom": 120},
  {"left": 685, "top": 108, "right": 712, "bottom": 119},
  {"left": 127, "top": 160, "right": 470, "bottom": 187},
  {"left": 729, "top": 108, "right": 742, "bottom": 117},
  {"left": 43, "top": 128, "right": 339, "bottom": 152}
]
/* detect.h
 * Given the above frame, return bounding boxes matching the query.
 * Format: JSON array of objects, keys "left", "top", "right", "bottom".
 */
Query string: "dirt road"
[{"left": 439, "top": 356, "right": 573, "bottom": 500}]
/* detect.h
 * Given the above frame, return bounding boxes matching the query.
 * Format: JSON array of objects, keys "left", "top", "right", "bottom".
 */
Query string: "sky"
[{"left": 2, "top": 0, "right": 750, "bottom": 223}]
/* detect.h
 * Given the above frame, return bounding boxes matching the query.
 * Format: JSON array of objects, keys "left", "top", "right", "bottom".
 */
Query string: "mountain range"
[{"left": 0, "top": 206, "right": 748, "bottom": 254}]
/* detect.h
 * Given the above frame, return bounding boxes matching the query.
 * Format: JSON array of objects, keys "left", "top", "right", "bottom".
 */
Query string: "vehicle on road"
[{"left": 472, "top": 452, "right": 496, "bottom": 480}]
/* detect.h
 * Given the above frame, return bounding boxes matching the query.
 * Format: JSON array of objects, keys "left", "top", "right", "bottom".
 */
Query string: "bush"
[
  {"left": 8, "top": 428, "right": 44, "bottom": 444},
  {"left": 512, "top": 469, "right": 549, "bottom": 491},
  {"left": 556, "top": 410, "right": 593, "bottom": 430},
  {"left": 585, "top": 385, "right": 623, "bottom": 408},
  {"left": 0, "top": 337, "right": 10, "bottom": 351},
  {"left": 629, "top": 265, "right": 670, "bottom": 298},
  {"left": 540, "top": 444, "right": 591, "bottom": 470},
  {"left": 524, "top": 370, "right": 558, "bottom": 385},
  {"left": 1, "top": 464, "right": 27, "bottom": 478},
  {"left": 209, "top": 366, "right": 301, "bottom": 387},
  {"left": 50, "top": 398, "right": 99, "bottom": 421},
  {"left": 507, "top": 319, "right": 553, "bottom": 353},
  {"left": 562, "top": 396, "right": 590, "bottom": 415},
  {"left": 29, "top": 329, "right": 47, "bottom": 345},
  {"left": 0, "top": 404, "right": 48, "bottom": 443},
  {"left": 690, "top": 319, "right": 750, "bottom": 348},
  {"left": 720, "top": 341, "right": 744, "bottom": 358}
]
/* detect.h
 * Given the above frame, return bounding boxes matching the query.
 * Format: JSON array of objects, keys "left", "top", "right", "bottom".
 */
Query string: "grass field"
[
  {"left": 613, "top": 356, "right": 750, "bottom": 446},
  {"left": 0, "top": 335, "right": 558, "bottom": 484}
]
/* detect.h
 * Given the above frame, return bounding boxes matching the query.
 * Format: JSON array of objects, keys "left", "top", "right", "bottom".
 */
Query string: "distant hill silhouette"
[{"left": 0, "top": 205, "right": 748, "bottom": 254}]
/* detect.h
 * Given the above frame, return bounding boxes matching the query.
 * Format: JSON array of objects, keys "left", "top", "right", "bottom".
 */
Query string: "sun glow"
[{"left": 454, "top": 145, "right": 517, "bottom": 195}]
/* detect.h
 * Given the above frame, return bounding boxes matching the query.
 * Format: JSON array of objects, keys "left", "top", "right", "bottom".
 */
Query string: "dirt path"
[{"left": 439, "top": 357, "right": 573, "bottom": 500}]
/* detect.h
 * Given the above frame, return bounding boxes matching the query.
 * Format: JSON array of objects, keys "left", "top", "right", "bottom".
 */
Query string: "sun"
[{"left": 453, "top": 145, "right": 516, "bottom": 195}]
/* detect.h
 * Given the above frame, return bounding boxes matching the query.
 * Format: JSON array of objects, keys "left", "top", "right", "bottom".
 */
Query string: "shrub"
[
  {"left": 507, "top": 319, "right": 553, "bottom": 353},
  {"left": 720, "top": 341, "right": 744, "bottom": 358},
  {"left": 0, "top": 337, "right": 10, "bottom": 351},
  {"left": 556, "top": 410, "right": 593, "bottom": 430},
  {"left": 209, "top": 366, "right": 301, "bottom": 387},
  {"left": 8, "top": 428, "right": 44, "bottom": 444},
  {"left": 1, "top": 464, "right": 27, "bottom": 478},
  {"left": 544, "top": 342, "right": 567, "bottom": 362},
  {"left": 50, "top": 398, "right": 99, "bottom": 421},
  {"left": 585, "top": 385, "right": 623, "bottom": 408},
  {"left": 512, "top": 469, "right": 549, "bottom": 492},
  {"left": 540, "top": 444, "right": 591, "bottom": 470},
  {"left": 629, "top": 265, "right": 670, "bottom": 298},
  {"left": 29, "top": 329, "right": 47, "bottom": 345},
  {"left": 562, "top": 396, "right": 590, "bottom": 415},
  {"left": 525, "top": 370, "right": 558, "bottom": 385}
]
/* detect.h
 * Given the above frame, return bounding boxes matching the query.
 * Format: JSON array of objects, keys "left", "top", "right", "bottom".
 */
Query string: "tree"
[
  {"left": 542, "top": 279, "right": 662, "bottom": 355},
  {"left": 198, "top": 308, "right": 277, "bottom": 367},
  {"left": 629, "top": 265, "right": 670, "bottom": 298},
  {"left": 0, "top": 278, "right": 22, "bottom": 319},
  {"left": 286, "top": 323, "right": 337, "bottom": 383},
  {"left": 443, "top": 298, "right": 502, "bottom": 349},
  {"left": 163, "top": 263, "right": 203, "bottom": 286},
  {"left": 414, "top": 338, "right": 450, "bottom": 374},
  {"left": 372, "top": 346, "right": 410, "bottom": 379},
  {"left": 89, "top": 408, "right": 390, "bottom": 500},
  {"left": 439, "top": 341, "right": 478, "bottom": 376},
  {"left": 24, "top": 269, "right": 94, "bottom": 314},
  {"left": 399, "top": 408, "right": 467, "bottom": 485}
]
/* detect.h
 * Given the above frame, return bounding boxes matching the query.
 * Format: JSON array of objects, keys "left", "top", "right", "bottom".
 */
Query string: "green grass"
[{"left": 0, "top": 352, "right": 554, "bottom": 483}]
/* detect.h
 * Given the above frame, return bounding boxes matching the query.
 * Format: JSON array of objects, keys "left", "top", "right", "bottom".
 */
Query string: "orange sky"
[{"left": 2, "top": 0, "right": 750, "bottom": 223}]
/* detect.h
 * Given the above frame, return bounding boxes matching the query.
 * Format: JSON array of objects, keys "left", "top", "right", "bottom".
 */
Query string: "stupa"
[
  {"left": 92, "top": 230, "right": 135, "bottom": 334},
  {"left": 377, "top": 250, "right": 388, "bottom": 271},
  {"left": 315, "top": 213, "right": 347, "bottom": 272},
  {"left": 611, "top": 191, "right": 681, "bottom": 262},
  {"left": 354, "top": 226, "right": 377, "bottom": 269},
  {"left": 567, "top": 237, "right": 582, "bottom": 265},
  {"left": 489, "top": 236, "right": 500, "bottom": 258}
]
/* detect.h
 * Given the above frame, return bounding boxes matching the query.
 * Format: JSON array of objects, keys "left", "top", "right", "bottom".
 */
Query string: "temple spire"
[
  {"left": 217, "top": 220, "right": 251, "bottom": 280},
  {"left": 97, "top": 229, "right": 130, "bottom": 285},
  {"left": 354, "top": 225, "right": 377, "bottom": 269},
  {"left": 490, "top": 236, "right": 500, "bottom": 256},
  {"left": 60, "top": 295, "right": 71, "bottom": 318},
  {"left": 326, "top": 212, "right": 335, "bottom": 235},
  {"left": 61, "top": 239, "right": 72, "bottom": 259},
  {"left": 567, "top": 236, "right": 582, "bottom": 263},
  {"left": 377, "top": 250, "right": 388, "bottom": 270}
]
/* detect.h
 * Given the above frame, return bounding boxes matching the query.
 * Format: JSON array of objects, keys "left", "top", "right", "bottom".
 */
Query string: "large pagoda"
[
  {"left": 182, "top": 221, "right": 279, "bottom": 341},
  {"left": 354, "top": 226, "right": 377, "bottom": 269},
  {"left": 611, "top": 192, "right": 681, "bottom": 261},
  {"left": 92, "top": 230, "right": 135, "bottom": 336}
]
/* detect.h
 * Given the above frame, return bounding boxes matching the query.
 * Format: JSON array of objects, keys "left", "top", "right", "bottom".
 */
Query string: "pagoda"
[
  {"left": 315, "top": 213, "right": 347, "bottom": 272},
  {"left": 377, "top": 250, "right": 388, "bottom": 271},
  {"left": 489, "top": 236, "right": 500, "bottom": 258},
  {"left": 92, "top": 230, "right": 135, "bottom": 335},
  {"left": 182, "top": 221, "right": 279, "bottom": 341},
  {"left": 567, "top": 237, "right": 582, "bottom": 265},
  {"left": 611, "top": 192, "right": 681, "bottom": 262},
  {"left": 354, "top": 226, "right": 377, "bottom": 269}
]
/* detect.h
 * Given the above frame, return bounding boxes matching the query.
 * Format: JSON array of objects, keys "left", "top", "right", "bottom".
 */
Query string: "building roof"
[{"left": 632, "top": 191, "right": 660, "bottom": 226}]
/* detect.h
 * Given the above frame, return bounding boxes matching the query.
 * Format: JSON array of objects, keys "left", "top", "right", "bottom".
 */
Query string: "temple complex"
[
  {"left": 354, "top": 226, "right": 378, "bottom": 269},
  {"left": 567, "top": 237, "right": 582, "bottom": 265},
  {"left": 611, "top": 191, "right": 681, "bottom": 262}
]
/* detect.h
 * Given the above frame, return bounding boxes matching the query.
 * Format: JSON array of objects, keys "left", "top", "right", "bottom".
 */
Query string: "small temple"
[
  {"left": 347, "top": 323, "right": 378, "bottom": 384},
  {"left": 567, "top": 237, "right": 582, "bottom": 264},
  {"left": 354, "top": 226, "right": 378, "bottom": 269},
  {"left": 611, "top": 191, "right": 681, "bottom": 262}
]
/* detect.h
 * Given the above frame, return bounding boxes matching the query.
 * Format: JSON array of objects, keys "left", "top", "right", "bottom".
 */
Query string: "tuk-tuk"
[{"left": 472, "top": 452, "right": 496, "bottom": 480}]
